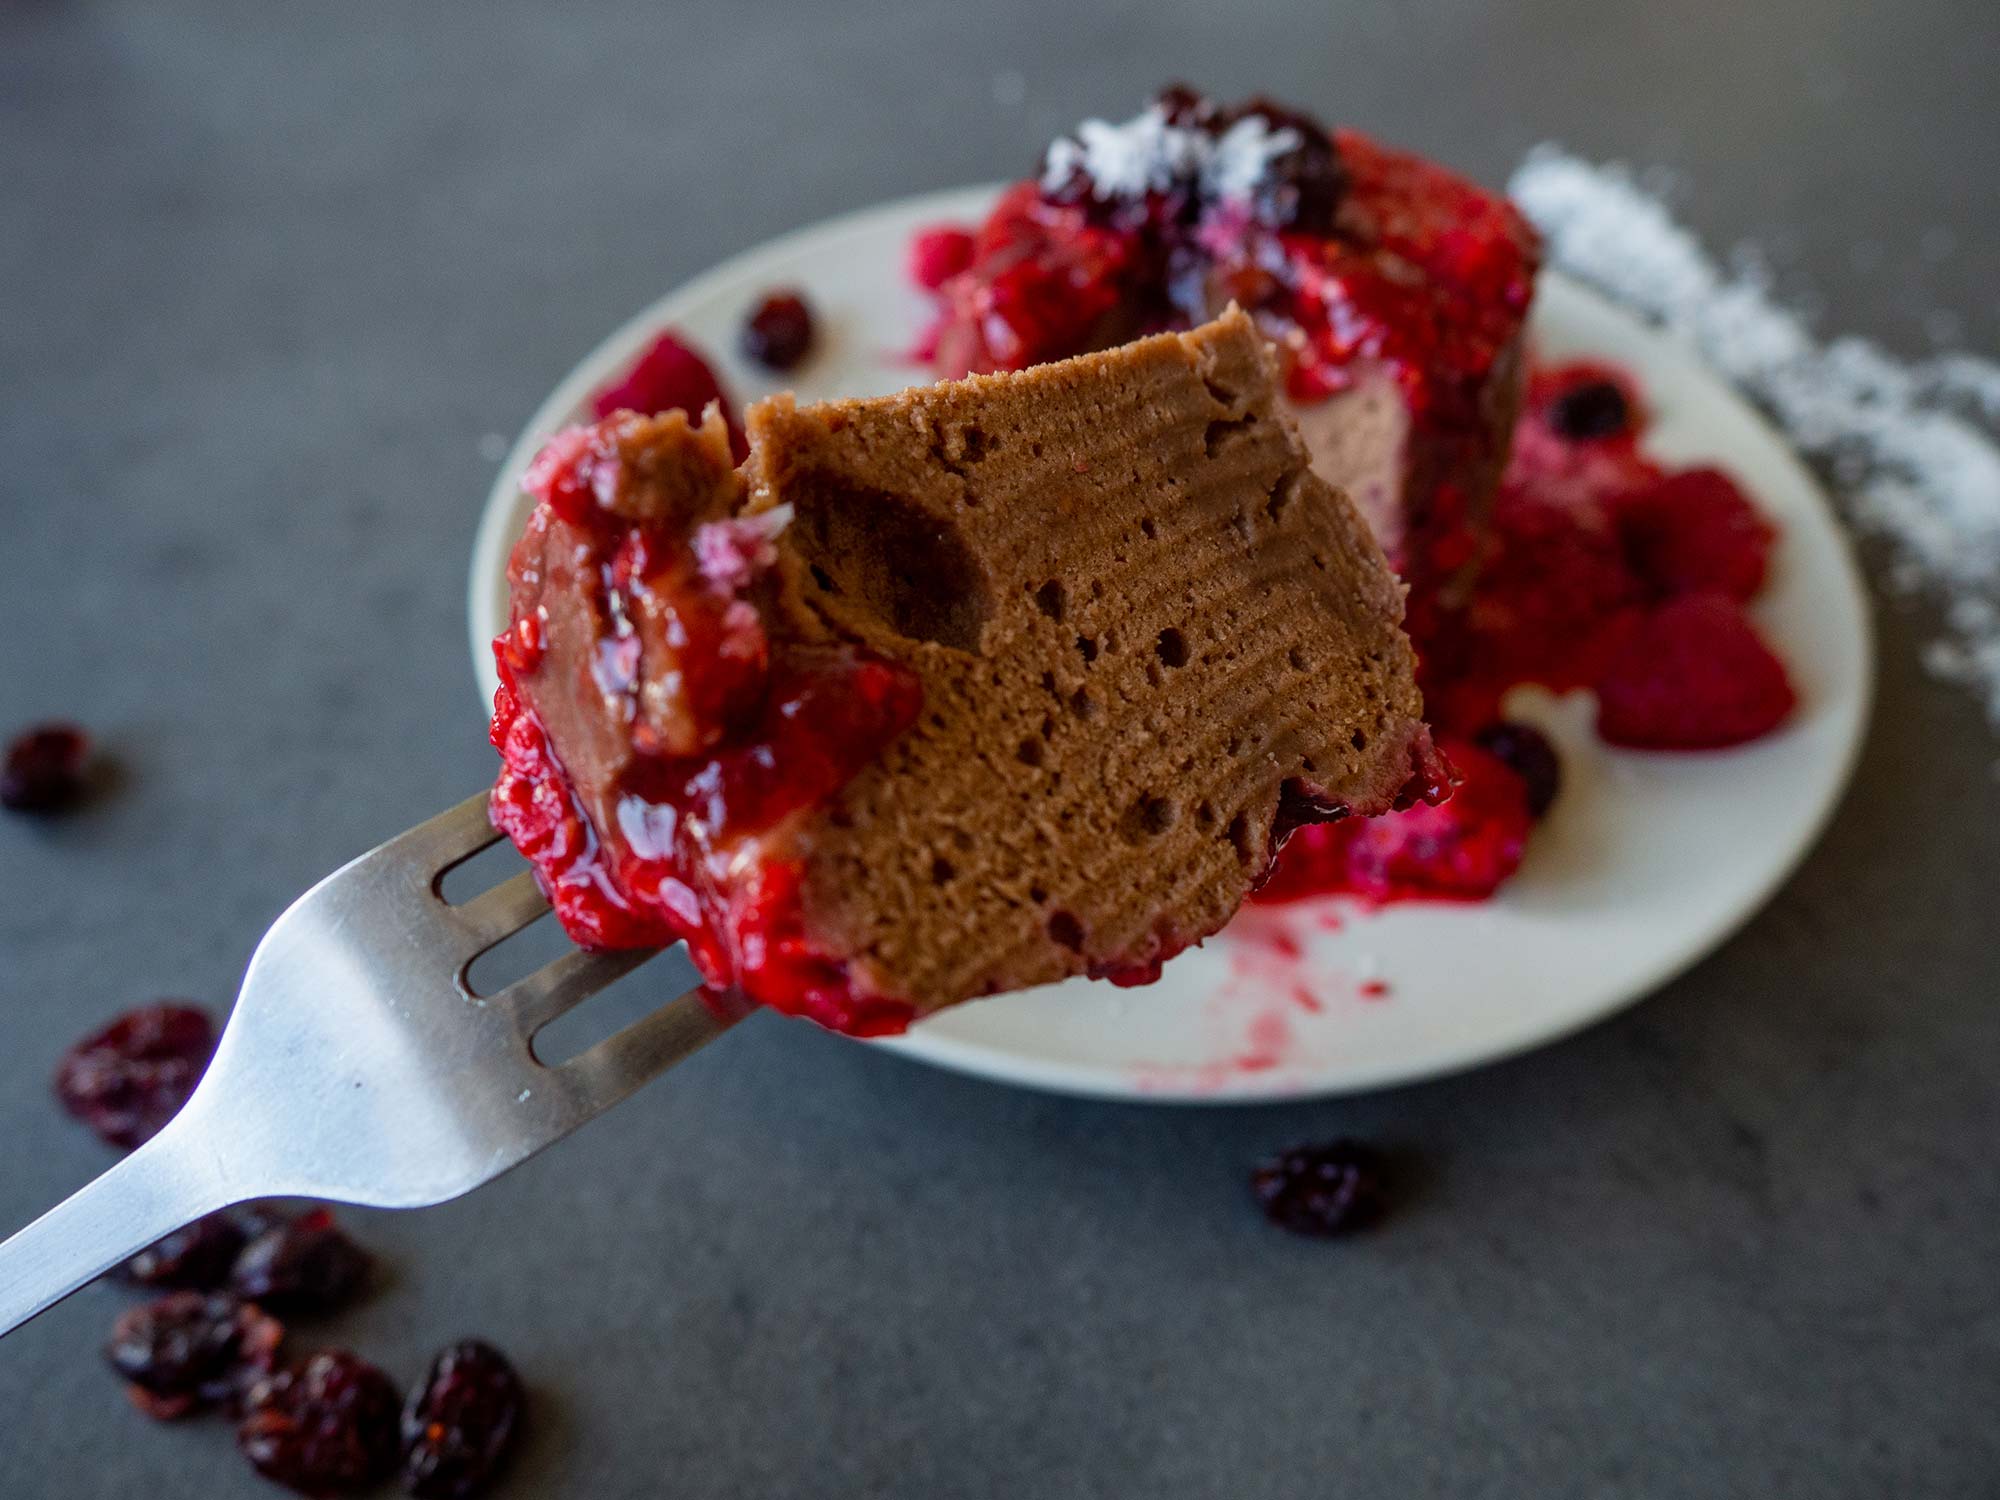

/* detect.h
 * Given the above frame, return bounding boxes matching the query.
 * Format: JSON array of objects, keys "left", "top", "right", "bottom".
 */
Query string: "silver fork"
[{"left": 0, "top": 792, "right": 738, "bottom": 1338}]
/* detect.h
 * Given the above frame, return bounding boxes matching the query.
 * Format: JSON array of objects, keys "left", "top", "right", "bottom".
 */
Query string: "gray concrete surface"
[{"left": 3, "top": 2, "right": 1996, "bottom": 1495}]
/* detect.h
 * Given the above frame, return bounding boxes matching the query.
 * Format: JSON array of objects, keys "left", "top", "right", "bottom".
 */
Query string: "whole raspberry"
[
  {"left": 908, "top": 225, "right": 977, "bottom": 290},
  {"left": 1614, "top": 466, "right": 1775, "bottom": 601},
  {"left": 1595, "top": 594, "right": 1796, "bottom": 749},
  {"left": 590, "top": 330, "right": 746, "bottom": 461},
  {"left": 1251, "top": 1140, "right": 1389, "bottom": 1236}
]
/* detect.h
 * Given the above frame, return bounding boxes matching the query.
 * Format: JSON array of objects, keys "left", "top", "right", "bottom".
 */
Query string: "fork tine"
[
  {"left": 492, "top": 946, "right": 659, "bottom": 1036},
  {"left": 556, "top": 986, "right": 736, "bottom": 1115},
  {"left": 378, "top": 790, "right": 505, "bottom": 876},
  {"left": 450, "top": 869, "right": 551, "bottom": 951}
]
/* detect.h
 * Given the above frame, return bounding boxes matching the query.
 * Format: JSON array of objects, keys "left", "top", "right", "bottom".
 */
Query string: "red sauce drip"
[
  {"left": 491, "top": 645, "right": 922, "bottom": 1035},
  {"left": 490, "top": 401, "right": 923, "bottom": 1035},
  {"left": 1255, "top": 738, "right": 1531, "bottom": 904}
]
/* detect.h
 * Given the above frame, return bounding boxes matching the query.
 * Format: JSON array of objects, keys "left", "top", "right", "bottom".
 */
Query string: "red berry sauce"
[
  {"left": 1410, "top": 359, "right": 1790, "bottom": 734},
  {"left": 590, "top": 330, "right": 747, "bottom": 462},
  {"left": 1260, "top": 357, "right": 1794, "bottom": 903},
  {"left": 491, "top": 382, "right": 924, "bottom": 1036},
  {"left": 1256, "top": 737, "right": 1531, "bottom": 904},
  {"left": 906, "top": 225, "right": 977, "bottom": 291}
]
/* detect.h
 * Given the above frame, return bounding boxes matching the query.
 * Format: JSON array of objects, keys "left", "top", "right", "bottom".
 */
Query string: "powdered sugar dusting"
[
  {"left": 1511, "top": 147, "right": 2000, "bottom": 729},
  {"left": 1202, "top": 115, "right": 1304, "bottom": 201},
  {"left": 1041, "top": 104, "right": 1300, "bottom": 206},
  {"left": 693, "top": 503, "right": 791, "bottom": 593}
]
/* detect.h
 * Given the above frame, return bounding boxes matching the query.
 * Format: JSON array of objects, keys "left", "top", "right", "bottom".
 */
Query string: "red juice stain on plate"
[
  {"left": 1223, "top": 907, "right": 1325, "bottom": 1012},
  {"left": 1228, "top": 906, "right": 1305, "bottom": 963},
  {"left": 1235, "top": 1009, "right": 1295, "bottom": 1073}
]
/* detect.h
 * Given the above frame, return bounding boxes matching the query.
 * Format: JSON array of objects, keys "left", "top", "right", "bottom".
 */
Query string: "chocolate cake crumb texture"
[{"left": 745, "top": 308, "right": 1431, "bottom": 1011}]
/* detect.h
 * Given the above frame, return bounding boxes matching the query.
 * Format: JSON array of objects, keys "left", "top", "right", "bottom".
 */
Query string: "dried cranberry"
[
  {"left": 53, "top": 1003, "right": 216, "bottom": 1149},
  {"left": 1549, "top": 379, "right": 1633, "bottom": 440},
  {"left": 106, "top": 1291, "right": 283, "bottom": 1420},
  {"left": 1, "top": 721, "right": 93, "bottom": 813},
  {"left": 740, "top": 290, "right": 815, "bottom": 371},
  {"left": 117, "top": 1211, "right": 250, "bottom": 1291},
  {"left": 230, "top": 1207, "right": 371, "bottom": 1316},
  {"left": 239, "top": 1350, "right": 401, "bottom": 1496},
  {"left": 400, "top": 1340, "right": 526, "bottom": 1499},
  {"left": 1471, "top": 721, "right": 1562, "bottom": 818},
  {"left": 1251, "top": 1140, "right": 1389, "bottom": 1236}
]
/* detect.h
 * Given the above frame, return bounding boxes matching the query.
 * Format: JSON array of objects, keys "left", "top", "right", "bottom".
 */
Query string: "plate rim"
[{"left": 466, "top": 184, "right": 1875, "bottom": 1106}]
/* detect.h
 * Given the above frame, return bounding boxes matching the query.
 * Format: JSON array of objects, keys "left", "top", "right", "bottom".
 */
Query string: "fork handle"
[{"left": 0, "top": 1117, "right": 232, "bottom": 1337}]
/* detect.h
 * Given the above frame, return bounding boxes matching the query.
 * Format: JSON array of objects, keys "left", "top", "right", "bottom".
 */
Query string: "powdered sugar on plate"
[{"left": 1512, "top": 147, "right": 2000, "bottom": 730}]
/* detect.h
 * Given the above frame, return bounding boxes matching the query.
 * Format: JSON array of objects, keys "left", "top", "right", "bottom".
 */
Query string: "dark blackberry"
[
  {"left": 740, "top": 291, "right": 816, "bottom": 371},
  {"left": 1471, "top": 721, "right": 1563, "bottom": 818},
  {"left": 1549, "top": 379, "right": 1633, "bottom": 440}
]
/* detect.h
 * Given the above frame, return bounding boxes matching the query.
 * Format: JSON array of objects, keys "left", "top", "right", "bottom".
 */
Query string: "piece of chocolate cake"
[
  {"left": 914, "top": 86, "right": 1540, "bottom": 609},
  {"left": 490, "top": 309, "right": 1440, "bottom": 1034}
]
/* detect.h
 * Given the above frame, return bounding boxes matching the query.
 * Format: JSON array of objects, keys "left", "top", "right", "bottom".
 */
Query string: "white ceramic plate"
[{"left": 468, "top": 185, "right": 1873, "bottom": 1104}]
